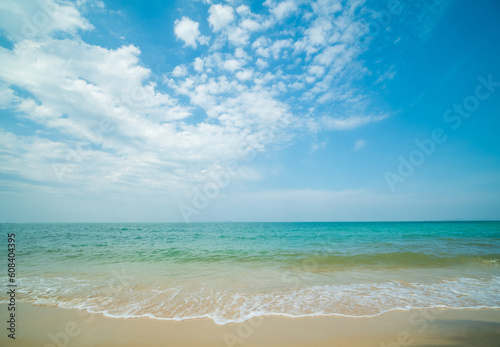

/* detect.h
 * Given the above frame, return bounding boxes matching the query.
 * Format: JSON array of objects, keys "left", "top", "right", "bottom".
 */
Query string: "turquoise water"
[{"left": 1, "top": 222, "right": 500, "bottom": 324}]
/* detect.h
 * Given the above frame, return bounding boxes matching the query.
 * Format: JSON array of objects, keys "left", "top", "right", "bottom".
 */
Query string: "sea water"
[{"left": 1, "top": 222, "right": 499, "bottom": 325}]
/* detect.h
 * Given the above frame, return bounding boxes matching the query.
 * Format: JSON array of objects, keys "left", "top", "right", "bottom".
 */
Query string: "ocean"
[{"left": 1, "top": 222, "right": 499, "bottom": 325}]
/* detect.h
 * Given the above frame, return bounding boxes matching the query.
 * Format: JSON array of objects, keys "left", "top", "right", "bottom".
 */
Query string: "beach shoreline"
[{"left": 2, "top": 303, "right": 500, "bottom": 347}]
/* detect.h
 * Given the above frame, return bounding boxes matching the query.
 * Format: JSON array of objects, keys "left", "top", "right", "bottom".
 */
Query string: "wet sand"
[{"left": 2, "top": 303, "right": 500, "bottom": 347}]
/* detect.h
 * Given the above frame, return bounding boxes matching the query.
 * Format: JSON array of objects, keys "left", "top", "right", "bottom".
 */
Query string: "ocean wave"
[
  {"left": 293, "top": 252, "right": 500, "bottom": 268},
  {"left": 4, "top": 275, "right": 500, "bottom": 325},
  {"left": 88, "top": 305, "right": 500, "bottom": 326},
  {"left": 31, "top": 250, "right": 500, "bottom": 268}
]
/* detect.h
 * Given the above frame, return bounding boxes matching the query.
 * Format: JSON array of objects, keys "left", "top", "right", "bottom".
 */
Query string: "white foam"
[{"left": 7, "top": 275, "right": 500, "bottom": 325}]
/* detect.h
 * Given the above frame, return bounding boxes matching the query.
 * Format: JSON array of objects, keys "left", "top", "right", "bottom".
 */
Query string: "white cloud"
[
  {"left": 305, "top": 76, "right": 316, "bottom": 83},
  {"left": 235, "top": 69, "right": 253, "bottom": 81},
  {"left": 270, "top": 39, "right": 292, "bottom": 59},
  {"left": 0, "top": 0, "right": 93, "bottom": 41},
  {"left": 289, "top": 81, "right": 305, "bottom": 90},
  {"left": 252, "top": 36, "right": 271, "bottom": 57},
  {"left": 0, "top": 0, "right": 395, "bottom": 219},
  {"left": 241, "top": 19, "right": 260, "bottom": 32},
  {"left": 374, "top": 65, "right": 396, "bottom": 85},
  {"left": 255, "top": 58, "right": 269, "bottom": 69},
  {"left": 222, "top": 59, "right": 244, "bottom": 71},
  {"left": 310, "top": 140, "right": 327, "bottom": 152},
  {"left": 314, "top": 44, "right": 346, "bottom": 66},
  {"left": 227, "top": 26, "right": 250, "bottom": 46},
  {"left": 301, "top": 17, "right": 333, "bottom": 50},
  {"left": 267, "top": 0, "right": 298, "bottom": 21},
  {"left": 311, "top": 0, "right": 342, "bottom": 15},
  {"left": 0, "top": 34, "right": 247, "bottom": 196},
  {"left": 208, "top": 4, "right": 235, "bottom": 32},
  {"left": 236, "top": 5, "right": 250, "bottom": 16},
  {"left": 234, "top": 47, "right": 249, "bottom": 59},
  {"left": 309, "top": 65, "right": 325, "bottom": 77},
  {"left": 172, "top": 64, "right": 187, "bottom": 77},
  {"left": 353, "top": 139, "right": 366, "bottom": 151},
  {"left": 320, "top": 115, "right": 388, "bottom": 131},
  {"left": 174, "top": 16, "right": 202, "bottom": 48},
  {"left": 193, "top": 57, "right": 204, "bottom": 72}
]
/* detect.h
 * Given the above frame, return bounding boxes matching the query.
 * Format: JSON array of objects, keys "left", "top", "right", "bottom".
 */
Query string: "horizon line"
[{"left": 1, "top": 220, "right": 499, "bottom": 224}]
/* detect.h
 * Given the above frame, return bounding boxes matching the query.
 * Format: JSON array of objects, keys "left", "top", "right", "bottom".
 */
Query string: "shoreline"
[
  {"left": 20, "top": 304, "right": 500, "bottom": 325},
  {"left": 2, "top": 303, "right": 500, "bottom": 346}
]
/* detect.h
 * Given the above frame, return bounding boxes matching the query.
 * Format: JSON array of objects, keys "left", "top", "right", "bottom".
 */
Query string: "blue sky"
[{"left": 0, "top": 0, "right": 499, "bottom": 222}]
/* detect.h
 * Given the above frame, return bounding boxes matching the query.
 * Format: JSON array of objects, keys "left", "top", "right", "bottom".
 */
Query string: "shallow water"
[{"left": 1, "top": 222, "right": 499, "bottom": 324}]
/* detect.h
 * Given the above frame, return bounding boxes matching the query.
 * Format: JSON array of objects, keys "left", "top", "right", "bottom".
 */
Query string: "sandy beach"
[
  {"left": 2, "top": 303, "right": 500, "bottom": 347},
  {"left": 3, "top": 222, "right": 500, "bottom": 347}
]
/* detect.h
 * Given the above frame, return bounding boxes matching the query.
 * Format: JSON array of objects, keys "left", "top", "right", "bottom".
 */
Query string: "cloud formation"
[
  {"left": 174, "top": 16, "right": 203, "bottom": 48},
  {"left": 208, "top": 4, "right": 235, "bottom": 32},
  {"left": 0, "top": 0, "right": 93, "bottom": 41},
  {"left": 0, "top": 0, "right": 406, "bottom": 217}
]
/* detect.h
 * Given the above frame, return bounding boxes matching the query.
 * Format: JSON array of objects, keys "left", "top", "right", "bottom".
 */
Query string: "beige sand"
[{"left": 1, "top": 303, "right": 500, "bottom": 347}]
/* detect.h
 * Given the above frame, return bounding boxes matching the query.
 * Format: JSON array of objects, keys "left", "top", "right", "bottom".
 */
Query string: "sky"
[{"left": 0, "top": 0, "right": 499, "bottom": 222}]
